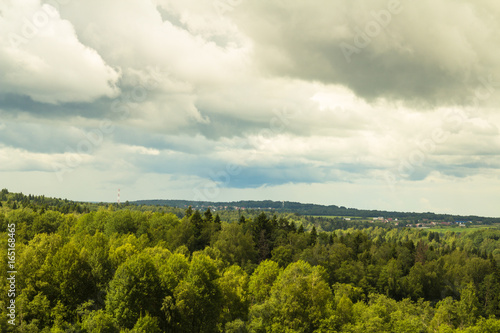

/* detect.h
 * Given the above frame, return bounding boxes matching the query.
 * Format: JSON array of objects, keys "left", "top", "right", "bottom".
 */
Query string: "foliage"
[{"left": 1, "top": 190, "right": 500, "bottom": 332}]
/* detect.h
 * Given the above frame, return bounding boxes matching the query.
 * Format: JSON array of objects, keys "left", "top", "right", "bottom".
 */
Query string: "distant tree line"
[{"left": 133, "top": 198, "right": 500, "bottom": 224}]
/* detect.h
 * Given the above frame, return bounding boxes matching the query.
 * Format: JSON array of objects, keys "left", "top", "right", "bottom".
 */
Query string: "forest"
[
  {"left": 132, "top": 199, "right": 500, "bottom": 225},
  {"left": 1, "top": 189, "right": 500, "bottom": 332}
]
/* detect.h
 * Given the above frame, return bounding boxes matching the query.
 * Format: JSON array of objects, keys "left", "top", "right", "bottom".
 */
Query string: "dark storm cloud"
[
  {"left": 0, "top": 94, "right": 113, "bottom": 119},
  {"left": 232, "top": 0, "right": 500, "bottom": 105}
]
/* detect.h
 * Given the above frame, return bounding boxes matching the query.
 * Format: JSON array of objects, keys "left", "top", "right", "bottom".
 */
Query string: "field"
[
  {"left": 314, "top": 215, "right": 365, "bottom": 220},
  {"left": 425, "top": 224, "right": 500, "bottom": 233}
]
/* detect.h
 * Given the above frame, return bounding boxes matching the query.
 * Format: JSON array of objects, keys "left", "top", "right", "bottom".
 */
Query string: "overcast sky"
[{"left": 1, "top": 0, "right": 500, "bottom": 216}]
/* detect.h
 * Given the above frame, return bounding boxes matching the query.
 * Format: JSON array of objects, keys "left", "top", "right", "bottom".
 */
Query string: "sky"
[{"left": 1, "top": 0, "right": 500, "bottom": 217}]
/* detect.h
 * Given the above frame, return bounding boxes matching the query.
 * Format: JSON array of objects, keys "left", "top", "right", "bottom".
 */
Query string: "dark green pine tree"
[
  {"left": 185, "top": 205, "right": 193, "bottom": 218},
  {"left": 203, "top": 208, "right": 213, "bottom": 223},
  {"left": 329, "top": 233, "right": 335, "bottom": 245},
  {"left": 190, "top": 210, "right": 204, "bottom": 238},
  {"left": 309, "top": 226, "right": 318, "bottom": 246}
]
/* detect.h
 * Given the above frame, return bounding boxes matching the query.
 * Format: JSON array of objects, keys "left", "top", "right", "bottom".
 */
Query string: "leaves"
[
  {"left": 105, "top": 252, "right": 163, "bottom": 329},
  {"left": 3, "top": 203, "right": 500, "bottom": 332}
]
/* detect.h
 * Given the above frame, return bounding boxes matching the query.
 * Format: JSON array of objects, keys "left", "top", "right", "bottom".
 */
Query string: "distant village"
[{"left": 365, "top": 217, "right": 476, "bottom": 228}]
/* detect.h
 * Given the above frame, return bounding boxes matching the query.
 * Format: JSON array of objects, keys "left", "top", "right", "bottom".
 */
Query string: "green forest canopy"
[{"left": 1, "top": 189, "right": 500, "bottom": 332}]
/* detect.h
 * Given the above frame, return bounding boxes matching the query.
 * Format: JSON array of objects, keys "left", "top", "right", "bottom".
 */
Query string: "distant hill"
[
  {"left": 2, "top": 187, "right": 498, "bottom": 224},
  {"left": 132, "top": 199, "right": 500, "bottom": 224}
]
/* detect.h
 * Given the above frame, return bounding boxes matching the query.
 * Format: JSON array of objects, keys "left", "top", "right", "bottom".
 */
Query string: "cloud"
[
  {"left": 0, "top": 120, "right": 85, "bottom": 153},
  {"left": 1, "top": 0, "right": 500, "bottom": 216},
  {"left": 0, "top": 145, "right": 94, "bottom": 172},
  {"left": 0, "top": 0, "right": 120, "bottom": 104},
  {"left": 231, "top": 0, "right": 500, "bottom": 105}
]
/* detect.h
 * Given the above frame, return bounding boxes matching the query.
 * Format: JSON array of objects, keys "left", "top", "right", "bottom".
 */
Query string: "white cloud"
[
  {"left": 0, "top": 145, "right": 93, "bottom": 172},
  {"left": 0, "top": 0, "right": 120, "bottom": 104},
  {"left": 120, "top": 144, "right": 161, "bottom": 156}
]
